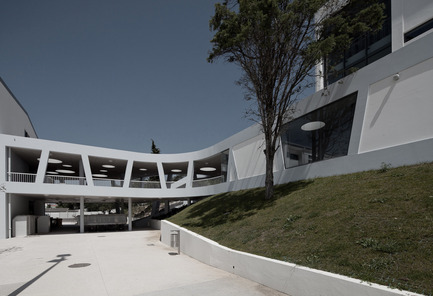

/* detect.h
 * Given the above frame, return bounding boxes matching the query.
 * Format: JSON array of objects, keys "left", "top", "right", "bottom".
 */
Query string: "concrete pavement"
[{"left": 0, "top": 230, "right": 288, "bottom": 296}]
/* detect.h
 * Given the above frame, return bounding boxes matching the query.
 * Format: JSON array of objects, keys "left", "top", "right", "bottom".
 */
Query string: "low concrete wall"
[{"left": 161, "top": 220, "right": 421, "bottom": 296}]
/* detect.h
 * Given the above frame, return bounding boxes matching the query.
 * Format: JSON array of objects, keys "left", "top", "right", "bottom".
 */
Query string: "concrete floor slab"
[{"left": 0, "top": 230, "right": 288, "bottom": 296}]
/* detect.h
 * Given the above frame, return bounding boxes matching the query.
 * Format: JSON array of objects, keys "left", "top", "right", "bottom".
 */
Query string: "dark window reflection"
[
  {"left": 325, "top": 0, "right": 391, "bottom": 85},
  {"left": 281, "top": 93, "right": 357, "bottom": 168}
]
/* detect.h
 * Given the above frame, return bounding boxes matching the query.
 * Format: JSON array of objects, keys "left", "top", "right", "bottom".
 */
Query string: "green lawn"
[{"left": 168, "top": 162, "right": 433, "bottom": 295}]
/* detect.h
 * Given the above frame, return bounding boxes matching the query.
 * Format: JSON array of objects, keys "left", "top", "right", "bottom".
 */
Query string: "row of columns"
[
  {"left": 77, "top": 197, "right": 191, "bottom": 234},
  {"left": 79, "top": 197, "right": 133, "bottom": 233}
]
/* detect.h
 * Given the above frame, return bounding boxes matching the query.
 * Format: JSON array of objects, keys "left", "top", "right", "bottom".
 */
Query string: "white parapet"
[{"left": 161, "top": 220, "right": 422, "bottom": 296}]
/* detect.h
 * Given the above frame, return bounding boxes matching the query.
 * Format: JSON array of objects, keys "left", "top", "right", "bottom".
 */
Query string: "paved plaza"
[{"left": 0, "top": 230, "right": 287, "bottom": 296}]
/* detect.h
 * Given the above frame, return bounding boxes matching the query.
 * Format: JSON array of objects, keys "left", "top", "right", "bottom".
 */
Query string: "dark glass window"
[
  {"left": 325, "top": 0, "right": 391, "bottom": 85},
  {"left": 280, "top": 92, "right": 357, "bottom": 168},
  {"left": 404, "top": 18, "right": 433, "bottom": 42}
]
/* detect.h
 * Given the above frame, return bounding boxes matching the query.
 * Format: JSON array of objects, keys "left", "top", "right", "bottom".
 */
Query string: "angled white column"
[
  {"left": 80, "top": 196, "right": 84, "bottom": 233},
  {"left": 128, "top": 197, "right": 132, "bottom": 231},
  {"left": 227, "top": 148, "right": 238, "bottom": 182},
  {"left": 81, "top": 154, "right": 94, "bottom": 186},
  {"left": 35, "top": 149, "right": 49, "bottom": 183},
  {"left": 123, "top": 160, "right": 133, "bottom": 188},
  {"left": 186, "top": 160, "right": 194, "bottom": 188},
  {"left": 157, "top": 162, "right": 167, "bottom": 189}
]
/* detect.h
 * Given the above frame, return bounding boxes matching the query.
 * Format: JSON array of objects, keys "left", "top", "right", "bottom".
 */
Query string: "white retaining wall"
[{"left": 161, "top": 220, "right": 421, "bottom": 296}]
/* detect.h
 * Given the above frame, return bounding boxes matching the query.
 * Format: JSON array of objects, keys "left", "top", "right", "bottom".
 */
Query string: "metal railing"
[
  {"left": 192, "top": 175, "right": 225, "bottom": 188},
  {"left": 8, "top": 172, "right": 37, "bottom": 183},
  {"left": 7, "top": 172, "right": 225, "bottom": 188},
  {"left": 93, "top": 178, "right": 124, "bottom": 187},
  {"left": 44, "top": 175, "right": 87, "bottom": 185},
  {"left": 129, "top": 180, "right": 161, "bottom": 189}
]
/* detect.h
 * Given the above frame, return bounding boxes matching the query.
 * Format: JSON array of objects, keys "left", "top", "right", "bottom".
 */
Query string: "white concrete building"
[{"left": 1, "top": 0, "right": 433, "bottom": 239}]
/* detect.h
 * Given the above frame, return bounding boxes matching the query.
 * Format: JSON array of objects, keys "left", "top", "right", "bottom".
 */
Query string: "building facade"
[{"left": 1, "top": 0, "right": 433, "bottom": 239}]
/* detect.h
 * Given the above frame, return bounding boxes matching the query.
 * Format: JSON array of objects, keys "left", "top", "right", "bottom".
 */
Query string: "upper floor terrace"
[{"left": 0, "top": 133, "right": 235, "bottom": 201}]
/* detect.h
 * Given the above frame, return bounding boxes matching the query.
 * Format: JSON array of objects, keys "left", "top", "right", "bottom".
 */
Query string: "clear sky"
[{"left": 0, "top": 0, "right": 253, "bottom": 154}]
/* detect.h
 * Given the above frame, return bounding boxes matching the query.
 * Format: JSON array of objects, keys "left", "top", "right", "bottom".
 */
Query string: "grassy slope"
[{"left": 168, "top": 163, "right": 433, "bottom": 295}]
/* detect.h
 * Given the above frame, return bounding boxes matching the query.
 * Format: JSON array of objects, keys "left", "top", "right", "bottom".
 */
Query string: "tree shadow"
[{"left": 183, "top": 180, "right": 313, "bottom": 228}]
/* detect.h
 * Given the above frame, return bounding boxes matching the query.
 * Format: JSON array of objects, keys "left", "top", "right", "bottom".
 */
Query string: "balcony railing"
[
  {"left": 93, "top": 178, "right": 124, "bottom": 187},
  {"left": 44, "top": 175, "right": 87, "bottom": 185},
  {"left": 8, "top": 172, "right": 37, "bottom": 183},
  {"left": 7, "top": 172, "right": 225, "bottom": 188},
  {"left": 192, "top": 175, "right": 225, "bottom": 188},
  {"left": 129, "top": 180, "right": 161, "bottom": 189}
]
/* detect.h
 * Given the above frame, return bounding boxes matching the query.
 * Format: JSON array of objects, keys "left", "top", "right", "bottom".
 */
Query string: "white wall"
[
  {"left": 0, "top": 79, "right": 37, "bottom": 138},
  {"left": 161, "top": 221, "right": 421, "bottom": 296},
  {"left": 360, "top": 57, "right": 433, "bottom": 152},
  {"left": 232, "top": 134, "right": 283, "bottom": 179},
  {"left": 392, "top": 0, "right": 433, "bottom": 51},
  {"left": 10, "top": 194, "right": 29, "bottom": 219}
]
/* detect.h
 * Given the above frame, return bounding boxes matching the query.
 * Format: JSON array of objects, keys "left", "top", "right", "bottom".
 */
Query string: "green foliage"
[
  {"left": 208, "top": 0, "right": 385, "bottom": 199},
  {"left": 151, "top": 139, "right": 160, "bottom": 154},
  {"left": 169, "top": 162, "right": 433, "bottom": 295},
  {"left": 379, "top": 162, "right": 392, "bottom": 173}
]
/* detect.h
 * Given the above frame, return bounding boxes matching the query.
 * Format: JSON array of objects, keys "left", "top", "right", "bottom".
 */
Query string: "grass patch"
[{"left": 168, "top": 162, "right": 433, "bottom": 295}]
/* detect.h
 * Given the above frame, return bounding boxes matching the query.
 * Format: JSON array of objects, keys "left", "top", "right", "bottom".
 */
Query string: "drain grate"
[
  {"left": 147, "top": 244, "right": 155, "bottom": 246},
  {"left": 68, "top": 263, "right": 91, "bottom": 268}
]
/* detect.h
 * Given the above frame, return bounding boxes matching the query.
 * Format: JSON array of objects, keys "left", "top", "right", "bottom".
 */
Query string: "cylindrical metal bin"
[{"left": 170, "top": 230, "right": 180, "bottom": 254}]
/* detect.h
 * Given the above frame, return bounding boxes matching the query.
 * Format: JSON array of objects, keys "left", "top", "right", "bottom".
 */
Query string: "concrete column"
[
  {"left": 227, "top": 148, "right": 238, "bottom": 182},
  {"left": 35, "top": 150, "right": 49, "bottom": 184},
  {"left": 157, "top": 162, "right": 167, "bottom": 189},
  {"left": 0, "top": 192, "right": 7, "bottom": 239},
  {"left": 123, "top": 160, "right": 133, "bottom": 188},
  {"left": 79, "top": 158, "right": 85, "bottom": 185},
  {"left": 80, "top": 197, "right": 84, "bottom": 233},
  {"left": 164, "top": 200, "right": 170, "bottom": 214},
  {"left": 7, "top": 147, "right": 11, "bottom": 181},
  {"left": 81, "top": 155, "right": 94, "bottom": 186},
  {"left": 34, "top": 200, "right": 45, "bottom": 216},
  {"left": 8, "top": 194, "right": 11, "bottom": 238},
  {"left": 187, "top": 198, "right": 191, "bottom": 206},
  {"left": 186, "top": 160, "right": 194, "bottom": 188},
  {"left": 151, "top": 201, "right": 160, "bottom": 217},
  {"left": 128, "top": 198, "right": 132, "bottom": 231}
]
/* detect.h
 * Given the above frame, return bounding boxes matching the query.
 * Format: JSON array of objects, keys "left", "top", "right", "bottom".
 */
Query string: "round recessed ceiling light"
[
  {"left": 63, "top": 164, "right": 72, "bottom": 168},
  {"left": 102, "top": 164, "right": 115, "bottom": 169},
  {"left": 301, "top": 121, "right": 326, "bottom": 131},
  {"left": 171, "top": 169, "right": 182, "bottom": 173},
  {"left": 100, "top": 169, "right": 108, "bottom": 172},
  {"left": 139, "top": 168, "right": 148, "bottom": 171},
  {"left": 38, "top": 158, "right": 63, "bottom": 164},
  {"left": 46, "top": 171, "right": 59, "bottom": 175},
  {"left": 200, "top": 167, "right": 217, "bottom": 172},
  {"left": 55, "top": 169, "right": 75, "bottom": 174},
  {"left": 93, "top": 174, "right": 107, "bottom": 178}
]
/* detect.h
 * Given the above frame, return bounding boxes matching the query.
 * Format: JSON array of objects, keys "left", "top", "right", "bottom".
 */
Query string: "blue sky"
[{"left": 0, "top": 0, "right": 253, "bottom": 154}]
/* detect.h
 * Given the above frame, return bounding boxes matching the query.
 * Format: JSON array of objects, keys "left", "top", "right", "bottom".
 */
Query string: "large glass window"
[
  {"left": 281, "top": 93, "right": 357, "bottom": 168},
  {"left": 325, "top": 0, "right": 391, "bottom": 85},
  {"left": 193, "top": 150, "right": 229, "bottom": 187}
]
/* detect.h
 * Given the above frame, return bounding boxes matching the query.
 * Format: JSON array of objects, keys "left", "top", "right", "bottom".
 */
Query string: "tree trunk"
[{"left": 265, "top": 149, "right": 275, "bottom": 200}]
